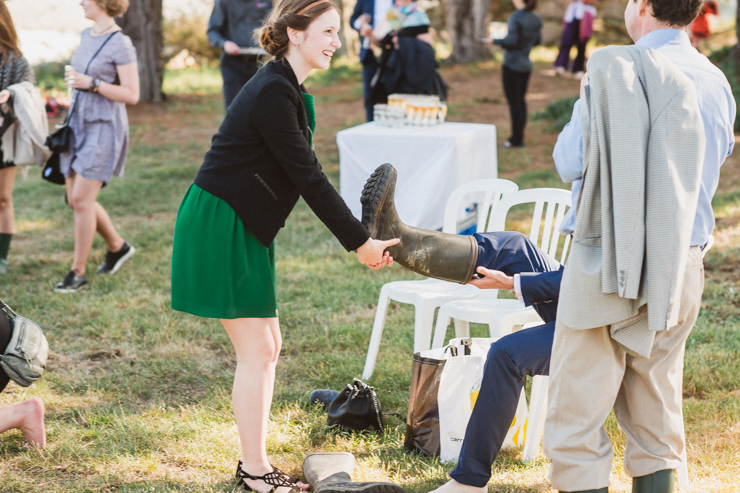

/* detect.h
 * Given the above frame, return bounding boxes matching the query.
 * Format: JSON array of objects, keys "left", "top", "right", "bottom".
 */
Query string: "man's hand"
[
  {"left": 469, "top": 266, "right": 515, "bottom": 291},
  {"left": 0, "top": 90, "right": 10, "bottom": 105},
  {"left": 223, "top": 40, "right": 241, "bottom": 55}
]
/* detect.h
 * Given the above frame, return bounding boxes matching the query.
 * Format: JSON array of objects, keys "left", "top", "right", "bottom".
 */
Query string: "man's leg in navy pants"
[
  {"left": 428, "top": 231, "right": 560, "bottom": 492},
  {"left": 473, "top": 231, "right": 561, "bottom": 276},
  {"left": 449, "top": 322, "right": 555, "bottom": 487}
]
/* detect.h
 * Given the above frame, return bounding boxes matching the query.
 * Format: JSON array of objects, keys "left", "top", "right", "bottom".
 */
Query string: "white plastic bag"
[{"left": 437, "top": 338, "right": 528, "bottom": 463}]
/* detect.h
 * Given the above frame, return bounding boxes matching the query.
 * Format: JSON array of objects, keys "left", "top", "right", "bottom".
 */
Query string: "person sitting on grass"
[{"left": 0, "top": 308, "right": 45, "bottom": 449}]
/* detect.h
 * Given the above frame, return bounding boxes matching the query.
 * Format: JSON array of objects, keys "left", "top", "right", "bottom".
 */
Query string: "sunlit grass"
[{"left": 1, "top": 59, "right": 740, "bottom": 492}]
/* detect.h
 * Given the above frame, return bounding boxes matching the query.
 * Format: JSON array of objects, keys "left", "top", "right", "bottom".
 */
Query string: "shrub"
[
  {"left": 163, "top": 8, "right": 221, "bottom": 65},
  {"left": 532, "top": 95, "right": 579, "bottom": 132}
]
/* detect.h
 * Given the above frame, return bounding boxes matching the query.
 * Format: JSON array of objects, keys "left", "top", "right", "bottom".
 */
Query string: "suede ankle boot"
[
  {"left": 360, "top": 164, "right": 478, "bottom": 284},
  {"left": 302, "top": 452, "right": 406, "bottom": 493},
  {"left": 632, "top": 469, "right": 675, "bottom": 493}
]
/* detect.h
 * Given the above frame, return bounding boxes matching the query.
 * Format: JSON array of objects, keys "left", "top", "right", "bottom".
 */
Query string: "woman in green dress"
[{"left": 171, "top": 0, "right": 398, "bottom": 491}]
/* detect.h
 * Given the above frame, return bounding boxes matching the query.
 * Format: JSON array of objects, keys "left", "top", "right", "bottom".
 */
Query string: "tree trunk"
[
  {"left": 119, "top": 0, "right": 164, "bottom": 104},
  {"left": 734, "top": 0, "right": 740, "bottom": 73},
  {"left": 444, "top": 0, "right": 492, "bottom": 63}
]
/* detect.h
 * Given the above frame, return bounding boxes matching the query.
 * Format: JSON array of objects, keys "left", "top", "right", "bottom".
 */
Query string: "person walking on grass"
[
  {"left": 0, "top": 308, "right": 46, "bottom": 449},
  {"left": 57, "top": 0, "right": 139, "bottom": 293},
  {"left": 490, "top": 0, "right": 542, "bottom": 148},
  {"left": 170, "top": 0, "right": 398, "bottom": 491},
  {"left": 0, "top": 2, "right": 36, "bottom": 274}
]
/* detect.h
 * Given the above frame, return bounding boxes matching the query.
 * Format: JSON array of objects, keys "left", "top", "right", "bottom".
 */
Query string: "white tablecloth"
[{"left": 337, "top": 122, "right": 498, "bottom": 230}]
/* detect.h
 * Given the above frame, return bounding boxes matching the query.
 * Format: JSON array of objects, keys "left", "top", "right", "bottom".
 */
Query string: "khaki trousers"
[{"left": 543, "top": 247, "right": 704, "bottom": 491}]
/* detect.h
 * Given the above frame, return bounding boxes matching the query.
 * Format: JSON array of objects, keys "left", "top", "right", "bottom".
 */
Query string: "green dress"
[{"left": 170, "top": 93, "right": 316, "bottom": 319}]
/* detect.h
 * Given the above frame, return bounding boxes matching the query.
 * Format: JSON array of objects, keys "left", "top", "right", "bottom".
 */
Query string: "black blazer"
[{"left": 195, "top": 59, "right": 370, "bottom": 250}]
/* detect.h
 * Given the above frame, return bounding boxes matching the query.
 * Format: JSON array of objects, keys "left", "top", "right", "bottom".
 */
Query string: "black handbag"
[
  {"left": 42, "top": 32, "right": 119, "bottom": 184},
  {"left": 41, "top": 151, "right": 66, "bottom": 185},
  {"left": 327, "top": 378, "right": 385, "bottom": 432}
]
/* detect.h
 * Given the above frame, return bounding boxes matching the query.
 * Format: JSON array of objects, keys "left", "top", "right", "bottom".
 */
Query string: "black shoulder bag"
[
  {"left": 327, "top": 378, "right": 386, "bottom": 432},
  {"left": 43, "top": 31, "right": 119, "bottom": 185}
]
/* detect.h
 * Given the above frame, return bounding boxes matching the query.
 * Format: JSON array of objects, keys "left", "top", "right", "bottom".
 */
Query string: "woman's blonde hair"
[
  {"left": 0, "top": 2, "right": 20, "bottom": 66},
  {"left": 258, "top": 0, "right": 340, "bottom": 59},
  {"left": 95, "top": 0, "right": 130, "bottom": 18}
]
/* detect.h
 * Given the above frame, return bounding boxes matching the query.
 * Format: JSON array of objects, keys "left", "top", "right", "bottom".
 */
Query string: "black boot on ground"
[
  {"left": 309, "top": 389, "right": 340, "bottom": 408},
  {"left": 360, "top": 163, "right": 478, "bottom": 284}
]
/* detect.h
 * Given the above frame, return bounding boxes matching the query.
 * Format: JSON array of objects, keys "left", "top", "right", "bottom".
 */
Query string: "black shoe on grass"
[
  {"left": 55, "top": 271, "right": 87, "bottom": 293},
  {"left": 97, "top": 241, "right": 135, "bottom": 275}
]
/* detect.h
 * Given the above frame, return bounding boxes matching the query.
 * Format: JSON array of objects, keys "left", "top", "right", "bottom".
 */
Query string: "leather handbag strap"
[
  {"left": 0, "top": 299, "right": 17, "bottom": 319},
  {"left": 65, "top": 31, "right": 120, "bottom": 124}
]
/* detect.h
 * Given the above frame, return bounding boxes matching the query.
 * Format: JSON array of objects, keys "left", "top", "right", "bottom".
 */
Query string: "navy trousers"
[{"left": 447, "top": 231, "right": 562, "bottom": 487}]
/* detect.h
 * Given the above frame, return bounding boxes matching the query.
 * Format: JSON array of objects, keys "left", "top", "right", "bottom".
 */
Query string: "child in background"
[
  {"left": 372, "top": 0, "right": 432, "bottom": 46},
  {"left": 554, "top": 0, "right": 597, "bottom": 79}
]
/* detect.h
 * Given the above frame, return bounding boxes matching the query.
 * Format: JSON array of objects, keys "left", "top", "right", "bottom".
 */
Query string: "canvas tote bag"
[{"left": 405, "top": 337, "right": 528, "bottom": 462}]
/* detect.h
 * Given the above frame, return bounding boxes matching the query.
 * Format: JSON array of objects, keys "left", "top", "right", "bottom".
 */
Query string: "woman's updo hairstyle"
[{"left": 258, "top": 0, "right": 340, "bottom": 59}]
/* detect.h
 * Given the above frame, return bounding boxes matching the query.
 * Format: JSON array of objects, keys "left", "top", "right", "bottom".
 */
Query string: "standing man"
[
  {"left": 208, "top": 0, "right": 272, "bottom": 109},
  {"left": 543, "top": 1, "right": 735, "bottom": 492},
  {"left": 350, "top": 0, "right": 392, "bottom": 121}
]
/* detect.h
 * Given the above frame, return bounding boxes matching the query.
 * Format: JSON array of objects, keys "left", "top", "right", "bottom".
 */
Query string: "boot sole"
[
  {"left": 360, "top": 163, "right": 397, "bottom": 237},
  {"left": 319, "top": 484, "right": 407, "bottom": 493}
]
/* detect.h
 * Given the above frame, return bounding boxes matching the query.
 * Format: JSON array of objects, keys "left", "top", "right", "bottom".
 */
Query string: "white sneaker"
[
  {"left": 573, "top": 71, "right": 585, "bottom": 80},
  {"left": 554, "top": 66, "right": 566, "bottom": 76},
  {"left": 428, "top": 479, "right": 487, "bottom": 493}
]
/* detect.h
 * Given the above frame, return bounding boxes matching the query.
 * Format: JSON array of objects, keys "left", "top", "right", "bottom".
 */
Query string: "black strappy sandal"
[{"left": 235, "top": 461, "right": 304, "bottom": 493}]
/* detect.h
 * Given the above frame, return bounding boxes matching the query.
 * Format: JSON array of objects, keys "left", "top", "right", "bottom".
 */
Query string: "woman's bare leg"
[
  {"left": 0, "top": 166, "right": 17, "bottom": 234},
  {"left": 0, "top": 398, "right": 46, "bottom": 448},
  {"left": 221, "top": 317, "right": 307, "bottom": 492},
  {"left": 66, "top": 172, "right": 124, "bottom": 275}
]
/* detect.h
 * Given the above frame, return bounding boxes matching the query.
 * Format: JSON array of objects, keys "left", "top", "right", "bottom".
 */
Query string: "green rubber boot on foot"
[{"left": 632, "top": 469, "right": 675, "bottom": 493}]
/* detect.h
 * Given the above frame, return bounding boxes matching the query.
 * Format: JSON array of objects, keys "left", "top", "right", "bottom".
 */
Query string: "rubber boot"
[
  {"left": 303, "top": 452, "right": 406, "bottom": 493},
  {"left": 559, "top": 488, "right": 608, "bottom": 493},
  {"left": 360, "top": 164, "right": 478, "bottom": 284},
  {"left": 632, "top": 469, "right": 675, "bottom": 493}
]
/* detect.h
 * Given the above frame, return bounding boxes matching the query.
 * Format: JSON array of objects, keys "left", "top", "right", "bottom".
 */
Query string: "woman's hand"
[
  {"left": 357, "top": 237, "right": 400, "bottom": 270},
  {"left": 0, "top": 90, "right": 10, "bottom": 105},
  {"left": 468, "top": 266, "right": 515, "bottom": 291},
  {"left": 65, "top": 70, "right": 93, "bottom": 91}
]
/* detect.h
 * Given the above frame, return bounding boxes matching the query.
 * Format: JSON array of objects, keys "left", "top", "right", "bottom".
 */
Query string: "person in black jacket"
[
  {"left": 171, "top": 0, "right": 398, "bottom": 491},
  {"left": 491, "top": 0, "right": 542, "bottom": 148}
]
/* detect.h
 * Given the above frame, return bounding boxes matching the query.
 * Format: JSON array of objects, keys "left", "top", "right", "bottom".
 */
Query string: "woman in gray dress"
[
  {"left": 58, "top": 0, "right": 139, "bottom": 293},
  {"left": 0, "top": 2, "right": 35, "bottom": 275}
]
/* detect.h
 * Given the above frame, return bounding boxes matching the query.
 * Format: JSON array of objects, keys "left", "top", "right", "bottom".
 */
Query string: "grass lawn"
[{"left": 1, "top": 58, "right": 739, "bottom": 492}]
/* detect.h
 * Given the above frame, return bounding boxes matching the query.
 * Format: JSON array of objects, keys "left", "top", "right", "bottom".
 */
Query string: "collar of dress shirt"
[{"left": 635, "top": 28, "right": 690, "bottom": 49}]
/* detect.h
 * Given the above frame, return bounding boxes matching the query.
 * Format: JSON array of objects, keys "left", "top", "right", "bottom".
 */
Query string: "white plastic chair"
[
  {"left": 361, "top": 178, "right": 519, "bottom": 380},
  {"left": 518, "top": 235, "right": 716, "bottom": 472},
  {"left": 430, "top": 188, "right": 572, "bottom": 349}
]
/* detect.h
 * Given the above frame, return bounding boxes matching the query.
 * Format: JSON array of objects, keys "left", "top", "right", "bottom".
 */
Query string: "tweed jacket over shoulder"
[{"left": 557, "top": 45, "right": 705, "bottom": 348}]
